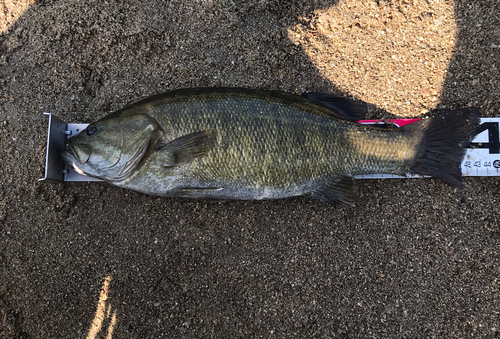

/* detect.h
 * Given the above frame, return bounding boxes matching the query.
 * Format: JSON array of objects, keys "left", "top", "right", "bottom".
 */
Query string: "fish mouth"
[
  {"left": 60, "top": 145, "right": 76, "bottom": 165},
  {"left": 60, "top": 146, "right": 88, "bottom": 176},
  {"left": 71, "top": 162, "right": 87, "bottom": 176}
]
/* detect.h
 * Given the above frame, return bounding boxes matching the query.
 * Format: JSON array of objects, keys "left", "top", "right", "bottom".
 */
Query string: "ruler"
[
  {"left": 38, "top": 114, "right": 500, "bottom": 182},
  {"left": 460, "top": 118, "right": 500, "bottom": 177}
]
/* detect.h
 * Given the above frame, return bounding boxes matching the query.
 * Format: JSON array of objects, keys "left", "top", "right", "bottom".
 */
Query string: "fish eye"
[{"left": 86, "top": 125, "right": 97, "bottom": 136}]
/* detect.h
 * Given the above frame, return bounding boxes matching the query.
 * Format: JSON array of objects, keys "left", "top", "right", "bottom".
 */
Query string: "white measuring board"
[
  {"left": 461, "top": 118, "right": 500, "bottom": 177},
  {"left": 62, "top": 118, "right": 500, "bottom": 181}
]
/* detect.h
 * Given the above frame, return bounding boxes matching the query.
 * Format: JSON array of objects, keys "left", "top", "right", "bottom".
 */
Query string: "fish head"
[{"left": 61, "top": 114, "right": 160, "bottom": 181}]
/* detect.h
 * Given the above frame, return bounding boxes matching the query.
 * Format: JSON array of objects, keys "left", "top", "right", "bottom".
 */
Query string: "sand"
[{"left": 1, "top": 0, "right": 499, "bottom": 338}]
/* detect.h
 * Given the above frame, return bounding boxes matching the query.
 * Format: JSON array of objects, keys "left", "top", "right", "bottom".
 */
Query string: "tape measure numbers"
[{"left": 462, "top": 118, "right": 500, "bottom": 176}]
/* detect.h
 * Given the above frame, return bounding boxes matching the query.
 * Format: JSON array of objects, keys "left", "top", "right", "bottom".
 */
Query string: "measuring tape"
[
  {"left": 38, "top": 114, "right": 500, "bottom": 182},
  {"left": 461, "top": 118, "right": 500, "bottom": 177}
]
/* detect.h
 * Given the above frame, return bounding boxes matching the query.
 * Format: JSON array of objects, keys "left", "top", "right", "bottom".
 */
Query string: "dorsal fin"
[{"left": 302, "top": 92, "right": 367, "bottom": 122}]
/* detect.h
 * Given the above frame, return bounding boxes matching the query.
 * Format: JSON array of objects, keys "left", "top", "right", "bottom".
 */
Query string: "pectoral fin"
[
  {"left": 157, "top": 130, "right": 215, "bottom": 167},
  {"left": 310, "top": 175, "right": 356, "bottom": 206}
]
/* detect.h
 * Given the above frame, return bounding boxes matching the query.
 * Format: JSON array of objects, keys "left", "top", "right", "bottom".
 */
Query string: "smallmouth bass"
[{"left": 61, "top": 88, "right": 480, "bottom": 205}]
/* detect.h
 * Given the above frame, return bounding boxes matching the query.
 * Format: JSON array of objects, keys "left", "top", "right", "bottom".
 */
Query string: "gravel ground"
[{"left": 1, "top": 0, "right": 499, "bottom": 338}]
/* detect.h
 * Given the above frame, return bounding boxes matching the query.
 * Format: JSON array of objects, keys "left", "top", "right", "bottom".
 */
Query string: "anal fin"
[{"left": 310, "top": 176, "right": 356, "bottom": 206}]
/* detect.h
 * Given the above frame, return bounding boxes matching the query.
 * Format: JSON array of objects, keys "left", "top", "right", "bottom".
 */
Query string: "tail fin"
[{"left": 407, "top": 107, "right": 480, "bottom": 186}]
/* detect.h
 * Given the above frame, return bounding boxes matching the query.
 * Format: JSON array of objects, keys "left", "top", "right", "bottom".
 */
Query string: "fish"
[{"left": 60, "top": 87, "right": 480, "bottom": 205}]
